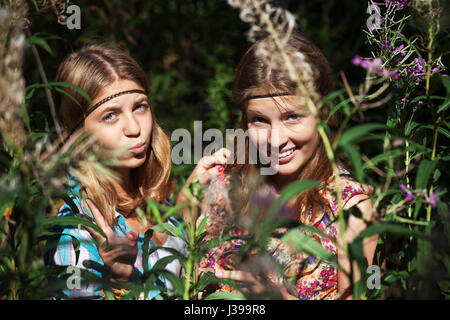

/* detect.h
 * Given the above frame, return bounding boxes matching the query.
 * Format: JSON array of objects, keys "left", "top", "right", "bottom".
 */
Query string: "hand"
[
  {"left": 185, "top": 148, "right": 231, "bottom": 186},
  {"left": 215, "top": 269, "right": 298, "bottom": 300},
  {"left": 176, "top": 148, "right": 231, "bottom": 225},
  {"left": 214, "top": 269, "right": 270, "bottom": 297},
  {"left": 84, "top": 199, "right": 139, "bottom": 282}
]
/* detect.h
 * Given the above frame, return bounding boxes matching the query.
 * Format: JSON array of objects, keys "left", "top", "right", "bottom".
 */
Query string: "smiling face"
[
  {"left": 84, "top": 79, "right": 152, "bottom": 169},
  {"left": 246, "top": 95, "right": 319, "bottom": 188}
]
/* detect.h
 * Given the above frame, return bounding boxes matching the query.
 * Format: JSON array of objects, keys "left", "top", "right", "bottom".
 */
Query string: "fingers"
[
  {"left": 84, "top": 224, "right": 106, "bottom": 246},
  {"left": 215, "top": 269, "right": 251, "bottom": 282},
  {"left": 199, "top": 148, "right": 231, "bottom": 169},
  {"left": 198, "top": 267, "right": 216, "bottom": 278},
  {"left": 197, "top": 165, "right": 226, "bottom": 185},
  {"left": 102, "top": 246, "right": 137, "bottom": 261},
  {"left": 126, "top": 231, "right": 138, "bottom": 245},
  {"left": 85, "top": 199, "right": 110, "bottom": 233}
]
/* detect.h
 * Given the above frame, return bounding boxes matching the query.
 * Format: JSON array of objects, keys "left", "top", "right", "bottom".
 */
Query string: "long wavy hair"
[
  {"left": 55, "top": 44, "right": 171, "bottom": 224},
  {"left": 227, "top": 31, "right": 338, "bottom": 224}
]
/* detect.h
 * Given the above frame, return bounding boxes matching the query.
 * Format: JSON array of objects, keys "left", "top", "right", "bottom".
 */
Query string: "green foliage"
[{"left": 0, "top": 0, "right": 449, "bottom": 300}]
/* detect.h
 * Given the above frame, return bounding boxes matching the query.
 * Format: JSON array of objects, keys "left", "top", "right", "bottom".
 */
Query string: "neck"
[
  {"left": 111, "top": 166, "right": 134, "bottom": 196},
  {"left": 270, "top": 173, "right": 299, "bottom": 193}
]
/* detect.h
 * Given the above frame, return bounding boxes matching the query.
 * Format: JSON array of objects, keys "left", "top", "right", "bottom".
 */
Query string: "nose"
[
  {"left": 267, "top": 122, "right": 289, "bottom": 149},
  {"left": 122, "top": 112, "right": 141, "bottom": 137}
]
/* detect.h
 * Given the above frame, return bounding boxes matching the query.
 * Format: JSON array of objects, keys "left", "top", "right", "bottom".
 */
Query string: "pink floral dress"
[{"left": 198, "top": 164, "right": 374, "bottom": 299}]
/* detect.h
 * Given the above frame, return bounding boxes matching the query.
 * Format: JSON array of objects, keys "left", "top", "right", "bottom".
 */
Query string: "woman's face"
[
  {"left": 246, "top": 95, "right": 319, "bottom": 185},
  {"left": 84, "top": 79, "right": 152, "bottom": 169}
]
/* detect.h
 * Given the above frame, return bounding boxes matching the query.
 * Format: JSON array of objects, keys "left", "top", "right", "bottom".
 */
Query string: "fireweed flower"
[
  {"left": 405, "top": 57, "right": 441, "bottom": 85},
  {"left": 424, "top": 192, "right": 437, "bottom": 208},
  {"left": 352, "top": 55, "right": 399, "bottom": 79},
  {"left": 399, "top": 184, "right": 414, "bottom": 201},
  {"left": 386, "top": 0, "right": 408, "bottom": 10},
  {"left": 381, "top": 40, "right": 391, "bottom": 51}
]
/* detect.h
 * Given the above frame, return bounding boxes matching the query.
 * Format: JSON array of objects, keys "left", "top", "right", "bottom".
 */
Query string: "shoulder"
[{"left": 50, "top": 197, "right": 96, "bottom": 242}]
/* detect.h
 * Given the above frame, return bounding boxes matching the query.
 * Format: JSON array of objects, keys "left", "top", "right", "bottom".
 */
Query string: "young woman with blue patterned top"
[{"left": 45, "top": 44, "right": 186, "bottom": 299}]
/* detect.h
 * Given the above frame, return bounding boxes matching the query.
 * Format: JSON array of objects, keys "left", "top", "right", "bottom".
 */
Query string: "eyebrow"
[
  {"left": 98, "top": 96, "right": 149, "bottom": 115},
  {"left": 247, "top": 103, "right": 309, "bottom": 117}
]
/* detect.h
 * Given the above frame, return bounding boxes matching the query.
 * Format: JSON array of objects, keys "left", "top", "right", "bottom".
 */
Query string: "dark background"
[{"left": 23, "top": 0, "right": 450, "bottom": 185}]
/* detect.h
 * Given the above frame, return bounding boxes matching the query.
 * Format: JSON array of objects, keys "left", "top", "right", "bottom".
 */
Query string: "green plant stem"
[
  {"left": 183, "top": 201, "right": 196, "bottom": 300},
  {"left": 425, "top": 19, "right": 437, "bottom": 223},
  {"left": 393, "top": 214, "right": 429, "bottom": 226},
  {"left": 11, "top": 258, "right": 17, "bottom": 300},
  {"left": 26, "top": 29, "right": 63, "bottom": 142}
]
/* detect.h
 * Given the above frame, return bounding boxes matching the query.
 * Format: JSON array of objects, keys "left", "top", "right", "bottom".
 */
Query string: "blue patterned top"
[{"left": 45, "top": 172, "right": 188, "bottom": 299}]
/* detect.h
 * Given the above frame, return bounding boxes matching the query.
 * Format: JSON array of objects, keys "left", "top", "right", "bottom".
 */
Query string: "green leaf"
[
  {"left": 38, "top": 216, "right": 106, "bottom": 240},
  {"left": 258, "top": 180, "right": 320, "bottom": 246},
  {"left": 438, "top": 126, "right": 450, "bottom": 139},
  {"left": 328, "top": 97, "right": 352, "bottom": 119},
  {"left": 361, "top": 149, "right": 404, "bottom": 171},
  {"left": 162, "top": 202, "right": 189, "bottom": 221},
  {"left": 415, "top": 159, "right": 437, "bottom": 190},
  {"left": 26, "top": 35, "right": 54, "bottom": 56},
  {"left": 197, "top": 272, "right": 220, "bottom": 291},
  {"left": 342, "top": 144, "right": 363, "bottom": 181},
  {"left": 146, "top": 198, "right": 162, "bottom": 224},
  {"left": 195, "top": 215, "right": 208, "bottom": 237},
  {"left": 25, "top": 82, "right": 92, "bottom": 107},
  {"left": 204, "top": 291, "right": 246, "bottom": 300},
  {"left": 437, "top": 100, "right": 450, "bottom": 114},
  {"left": 151, "top": 223, "right": 185, "bottom": 240},
  {"left": 338, "top": 124, "right": 385, "bottom": 146},
  {"left": 281, "top": 229, "right": 335, "bottom": 264},
  {"left": 357, "top": 223, "right": 428, "bottom": 241}
]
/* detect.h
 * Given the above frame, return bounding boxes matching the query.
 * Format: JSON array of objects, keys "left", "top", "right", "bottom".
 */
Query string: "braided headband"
[
  {"left": 62, "top": 89, "right": 147, "bottom": 145},
  {"left": 243, "top": 92, "right": 292, "bottom": 103}
]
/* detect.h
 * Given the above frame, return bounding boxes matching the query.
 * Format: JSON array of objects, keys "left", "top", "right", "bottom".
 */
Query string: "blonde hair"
[{"left": 55, "top": 44, "right": 171, "bottom": 224}]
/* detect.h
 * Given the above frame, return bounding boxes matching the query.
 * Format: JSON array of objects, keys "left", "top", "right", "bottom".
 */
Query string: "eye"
[
  {"left": 286, "top": 113, "right": 302, "bottom": 121},
  {"left": 103, "top": 113, "right": 116, "bottom": 122},
  {"left": 250, "top": 116, "right": 267, "bottom": 124},
  {"left": 134, "top": 104, "right": 149, "bottom": 112}
]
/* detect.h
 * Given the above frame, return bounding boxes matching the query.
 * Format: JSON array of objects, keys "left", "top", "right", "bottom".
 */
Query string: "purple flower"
[
  {"left": 405, "top": 57, "right": 440, "bottom": 85},
  {"left": 352, "top": 55, "right": 361, "bottom": 65},
  {"left": 405, "top": 193, "right": 414, "bottom": 201},
  {"left": 353, "top": 56, "right": 397, "bottom": 79},
  {"left": 395, "top": 44, "right": 405, "bottom": 51},
  {"left": 400, "top": 184, "right": 414, "bottom": 201},
  {"left": 425, "top": 192, "right": 437, "bottom": 208},
  {"left": 381, "top": 40, "right": 391, "bottom": 51},
  {"left": 386, "top": 0, "right": 408, "bottom": 10},
  {"left": 399, "top": 184, "right": 408, "bottom": 192}
]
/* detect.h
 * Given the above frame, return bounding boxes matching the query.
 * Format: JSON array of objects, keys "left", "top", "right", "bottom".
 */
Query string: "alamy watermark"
[
  {"left": 366, "top": 265, "right": 381, "bottom": 290},
  {"left": 366, "top": 3, "right": 382, "bottom": 31},
  {"left": 170, "top": 121, "right": 281, "bottom": 175},
  {"left": 66, "top": 266, "right": 81, "bottom": 289},
  {"left": 66, "top": 5, "right": 81, "bottom": 30}
]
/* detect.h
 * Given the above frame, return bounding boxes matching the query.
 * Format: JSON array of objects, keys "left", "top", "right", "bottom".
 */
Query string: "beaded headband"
[
  {"left": 244, "top": 92, "right": 291, "bottom": 102},
  {"left": 62, "top": 89, "right": 147, "bottom": 145}
]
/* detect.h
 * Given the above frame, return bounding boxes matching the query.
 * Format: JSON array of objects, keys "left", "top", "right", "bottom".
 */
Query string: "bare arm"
[{"left": 337, "top": 194, "right": 379, "bottom": 300}]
